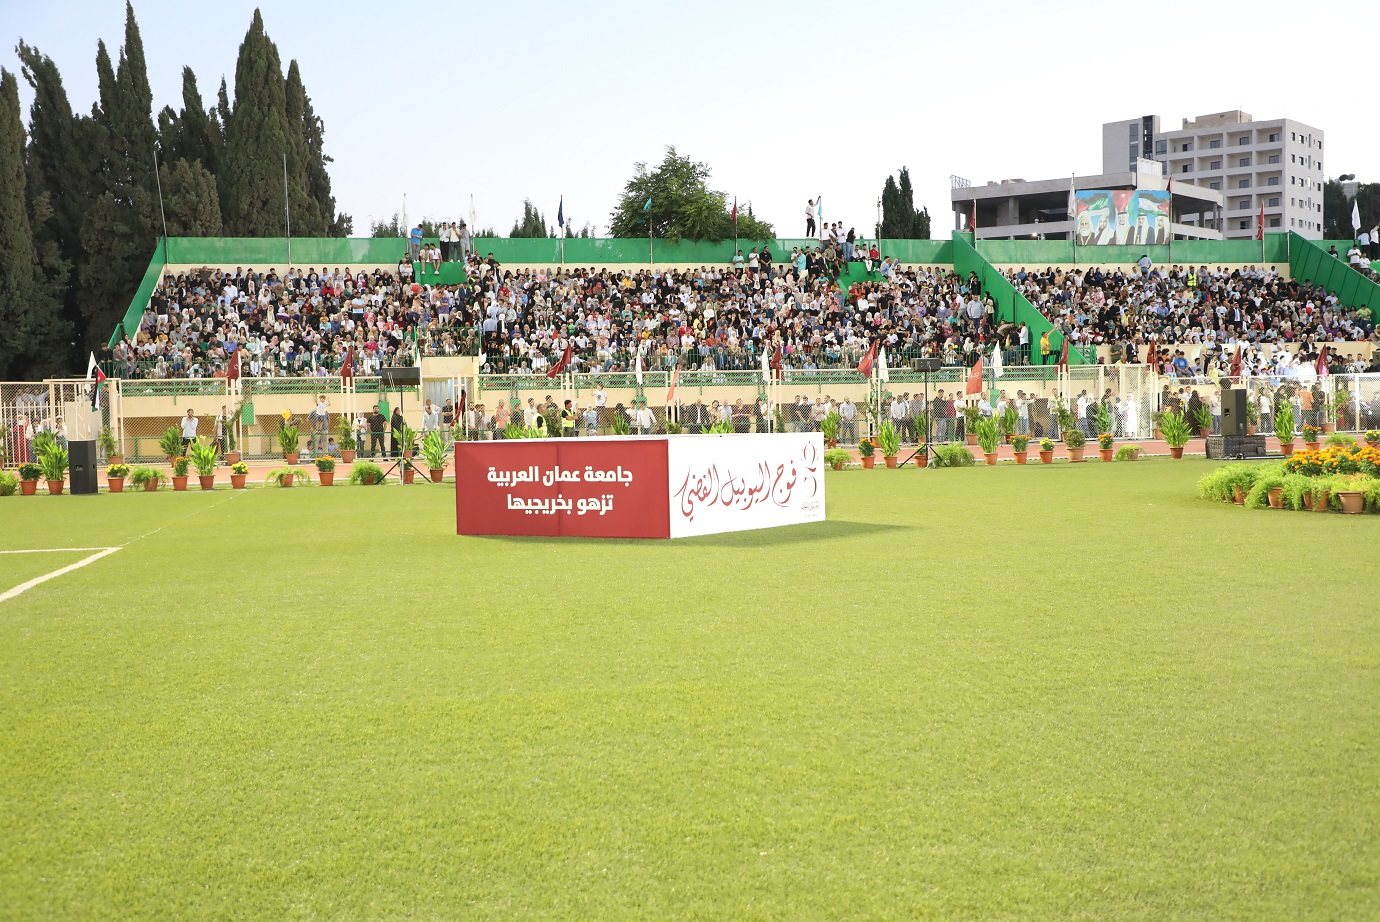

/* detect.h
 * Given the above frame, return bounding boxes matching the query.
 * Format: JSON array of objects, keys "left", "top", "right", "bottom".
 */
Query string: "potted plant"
[
  {"left": 1161, "top": 409, "right": 1191, "bottom": 459},
  {"left": 1245, "top": 400, "right": 1259, "bottom": 435},
  {"left": 1038, "top": 438, "right": 1054, "bottom": 464},
  {"left": 130, "top": 466, "right": 166, "bottom": 491},
  {"left": 1089, "top": 404, "right": 1112, "bottom": 445},
  {"left": 974, "top": 416, "right": 1000, "bottom": 465},
  {"left": 265, "top": 466, "right": 310, "bottom": 488},
  {"left": 820, "top": 411, "right": 840, "bottom": 448},
  {"left": 170, "top": 455, "right": 190, "bottom": 490},
  {"left": 611, "top": 415, "right": 632, "bottom": 436},
  {"left": 877, "top": 420, "right": 901, "bottom": 468},
  {"left": 1301, "top": 424, "right": 1320, "bottom": 450},
  {"left": 1151, "top": 411, "right": 1164, "bottom": 441},
  {"left": 1327, "top": 390, "right": 1349, "bottom": 433},
  {"left": 0, "top": 471, "right": 17, "bottom": 495},
  {"left": 315, "top": 455, "right": 336, "bottom": 486},
  {"left": 18, "top": 461, "right": 42, "bottom": 495},
  {"left": 914, "top": 443, "right": 929, "bottom": 468},
  {"left": 223, "top": 419, "right": 241, "bottom": 466},
  {"left": 857, "top": 436, "right": 877, "bottom": 470},
  {"left": 1275, "top": 404, "right": 1296, "bottom": 456},
  {"left": 106, "top": 462, "right": 131, "bottom": 492},
  {"left": 1365, "top": 430, "right": 1380, "bottom": 447},
  {"left": 189, "top": 439, "right": 218, "bottom": 490},
  {"left": 999, "top": 406, "right": 1019, "bottom": 443},
  {"left": 278, "top": 424, "right": 300, "bottom": 463},
  {"left": 1011, "top": 435, "right": 1030, "bottom": 464},
  {"left": 39, "top": 443, "right": 68, "bottom": 495},
  {"left": 1243, "top": 470, "right": 1288, "bottom": 509},
  {"left": 962, "top": 406, "right": 980, "bottom": 446},
  {"left": 1064, "top": 426, "right": 1086, "bottom": 462},
  {"left": 1192, "top": 405, "right": 1213, "bottom": 438},
  {"left": 1114, "top": 445, "right": 1141, "bottom": 462},
  {"left": 98, "top": 425, "right": 122, "bottom": 464},
  {"left": 337, "top": 416, "right": 357, "bottom": 463},
  {"left": 230, "top": 461, "right": 249, "bottom": 489},
  {"left": 1097, "top": 432, "right": 1115, "bottom": 461},
  {"left": 349, "top": 460, "right": 385, "bottom": 485},
  {"left": 824, "top": 448, "right": 851, "bottom": 471},
  {"left": 159, "top": 425, "right": 182, "bottom": 463},
  {"left": 1308, "top": 478, "right": 1330, "bottom": 513},
  {"left": 421, "top": 430, "right": 448, "bottom": 482}
]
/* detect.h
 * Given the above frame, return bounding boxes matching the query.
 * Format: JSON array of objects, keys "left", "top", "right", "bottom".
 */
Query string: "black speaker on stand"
[{"left": 69, "top": 440, "right": 98, "bottom": 494}]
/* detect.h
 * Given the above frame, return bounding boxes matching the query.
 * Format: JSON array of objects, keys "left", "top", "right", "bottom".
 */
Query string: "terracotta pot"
[
  {"left": 916, "top": 454, "right": 928, "bottom": 469},
  {"left": 46, "top": 479, "right": 64, "bottom": 495},
  {"left": 1099, "top": 448, "right": 1114, "bottom": 462},
  {"left": 1068, "top": 447, "right": 1085, "bottom": 462},
  {"left": 884, "top": 456, "right": 898, "bottom": 469},
  {"left": 1303, "top": 493, "right": 1314, "bottom": 511},
  {"left": 1233, "top": 485, "right": 1245, "bottom": 505},
  {"left": 20, "top": 480, "right": 37, "bottom": 495},
  {"left": 341, "top": 450, "right": 356, "bottom": 463},
  {"left": 826, "top": 439, "right": 837, "bottom": 449},
  {"left": 429, "top": 468, "right": 444, "bottom": 483},
  {"left": 231, "top": 474, "right": 247, "bottom": 489},
  {"left": 1246, "top": 425, "right": 1257, "bottom": 435},
  {"left": 1323, "top": 422, "right": 1336, "bottom": 433},
  {"left": 1154, "top": 428, "right": 1164, "bottom": 440},
  {"left": 966, "top": 433, "right": 977, "bottom": 446},
  {"left": 1039, "top": 450, "right": 1053, "bottom": 464},
  {"left": 109, "top": 455, "right": 124, "bottom": 465},
  {"left": 1337, "top": 490, "right": 1365, "bottom": 514},
  {"left": 1169, "top": 447, "right": 1184, "bottom": 459},
  {"left": 318, "top": 471, "right": 335, "bottom": 486},
  {"left": 199, "top": 475, "right": 215, "bottom": 490},
  {"left": 860, "top": 456, "right": 875, "bottom": 469},
  {"left": 1268, "top": 487, "right": 1284, "bottom": 509},
  {"left": 1198, "top": 428, "right": 1211, "bottom": 438},
  {"left": 983, "top": 452, "right": 997, "bottom": 466},
  {"left": 403, "top": 450, "right": 413, "bottom": 460},
  {"left": 1014, "top": 451, "right": 1028, "bottom": 465},
  {"left": 403, "top": 467, "right": 416, "bottom": 483},
  {"left": 172, "top": 475, "right": 188, "bottom": 491},
  {"left": 225, "top": 451, "right": 241, "bottom": 465},
  {"left": 359, "top": 473, "right": 377, "bottom": 485},
  {"left": 830, "top": 461, "right": 844, "bottom": 471},
  {"left": 281, "top": 473, "right": 295, "bottom": 487},
  {"left": 285, "top": 453, "right": 299, "bottom": 464},
  {"left": 143, "top": 479, "right": 159, "bottom": 491},
  {"left": 1312, "top": 490, "right": 1328, "bottom": 512},
  {"left": 1305, "top": 441, "right": 1320, "bottom": 451},
  {"left": 1280, "top": 442, "right": 1295, "bottom": 457},
  {"left": 108, "top": 477, "right": 125, "bottom": 493}
]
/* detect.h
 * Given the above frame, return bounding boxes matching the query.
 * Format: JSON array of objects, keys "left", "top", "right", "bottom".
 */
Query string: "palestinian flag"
[{"left": 86, "top": 353, "right": 106, "bottom": 409}]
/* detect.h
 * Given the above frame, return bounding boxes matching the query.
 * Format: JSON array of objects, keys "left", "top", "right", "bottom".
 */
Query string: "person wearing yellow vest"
[
  {"left": 1039, "top": 330, "right": 1052, "bottom": 365},
  {"left": 560, "top": 399, "right": 577, "bottom": 438},
  {"left": 1186, "top": 268, "right": 1197, "bottom": 289}
]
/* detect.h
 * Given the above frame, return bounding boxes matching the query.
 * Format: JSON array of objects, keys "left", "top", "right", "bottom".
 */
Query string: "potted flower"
[
  {"left": 1012, "top": 435, "right": 1030, "bottom": 464},
  {"left": 337, "top": 416, "right": 357, "bottom": 464},
  {"left": 1275, "top": 404, "right": 1296, "bottom": 456},
  {"left": 39, "top": 443, "right": 68, "bottom": 495},
  {"left": 1064, "top": 426, "right": 1087, "bottom": 462},
  {"left": 962, "top": 406, "right": 980, "bottom": 446},
  {"left": 98, "top": 425, "right": 122, "bottom": 464},
  {"left": 189, "top": 439, "right": 219, "bottom": 490},
  {"left": 1301, "top": 424, "right": 1320, "bottom": 450},
  {"left": 877, "top": 420, "right": 901, "bottom": 468},
  {"left": 820, "top": 411, "right": 840, "bottom": 448},
  {"left": 1161, "top": 409, "right": 1191, "bottom": 459},
  {"left": 857, "top": 436, "right": 877, "bottom": 470},
  {"left": 278, "top": 424, "right": 300, "bottom": 464},
  {"left": 974, "top": 416, "right": 1000, "bottom": 465},
  {"left": 315, "top": 455, "right": 337, "bottom": 486},
  {"left": 1038, "top": 438, "right": 1054, "bottom": 464},
  {"left": 106, "top": 462, "right": 131, "bottom": 492},
  {"left": 130, "top": 466, "right": 167, "bottom": 491},
  {"left": 349, "top": 460, "right": 385, "bottom": 485},
  {"left": 18, "top": 461, "right": 42, "bottom": 495},
  {"left": 824, "top": 448, "right": 850, "bottom": 471},
  {"left": 159, "top": 425, "right": 182, "bottom": 463},
  {"left": 1151, "top": 411, "right": 1164, "bottom": 441},
  {"left": 265, "top": 466, "right": 310, "bottom": 488},
  {"left": 230, "top": 461, "right": 249, "bottom": 489},
  {"left": 1245, "top": 401, "right": 1259, "bottom": 436},
  {"left": 420, "top": 430, "right": 448, "bottom": 482},
  {"left": 170, "top": 455, "right": 190, "bottom": 490},
  {"left": 1192, "top": 405, "right": 1213, "bottom": 438},
  {"left": 1365, "top": 430, "right": 1380, "bottom": 446},
  {"left": 1097, "top": 432, "right": 1115, "bottom": 461},
  {"left": 398, "top": 424, "right": 418, "bottom": 459}
]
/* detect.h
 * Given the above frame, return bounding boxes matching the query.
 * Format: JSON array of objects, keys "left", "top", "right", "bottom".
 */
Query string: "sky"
[{"left": 5, "top": 0, "right": 1374, "bottom": 239}]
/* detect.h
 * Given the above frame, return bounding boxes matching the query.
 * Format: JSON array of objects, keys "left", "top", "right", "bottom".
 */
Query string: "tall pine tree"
[
  {"left": 282, "top": 60, "right": 323, "bottom": 236},
  {"left": 880, "top": 166, "right": 931, "bottom": 240},
  {"left": 287, "top": 60, "right": 347, "bottom": 236}
]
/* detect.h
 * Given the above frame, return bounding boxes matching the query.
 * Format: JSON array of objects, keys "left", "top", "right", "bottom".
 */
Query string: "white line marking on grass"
[
  {"left": 0, "top": 548, "right": 117, "bottom": 554},
  {"left": 0, "top": 547, "right": 122, "bottom": 603}
]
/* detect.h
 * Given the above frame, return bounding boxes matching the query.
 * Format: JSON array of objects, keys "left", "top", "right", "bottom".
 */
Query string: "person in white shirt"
[
  {"left": 310, "top": 395, "right": 330, "bottom": 453},
  {"left": 838, "top": 398, "right": 856, "bottom": 443},
  {"left": 633, "top": 400, "right": 655, "bottom": 434},
  {"left": 180, "top": 408, "right": 198, "bottom": 453},
  {"left": 523, "top": 399, "right": 540, "bottom": 429},
  {"left": 421, "top": 399, "right": 440, "bottom": 433}
]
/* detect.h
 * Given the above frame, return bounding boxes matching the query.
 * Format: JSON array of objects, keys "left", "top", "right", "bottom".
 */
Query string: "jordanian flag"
[{"left": 86, "top": 352, "right": 106, "bottom": 408}]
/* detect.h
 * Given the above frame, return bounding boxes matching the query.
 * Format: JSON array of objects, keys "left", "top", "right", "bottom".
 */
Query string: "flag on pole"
[
  {"left": 770, "top": 346, "right": 782, "bottom": 380},
  {"left": 1352, "top": 200, "right": 1362, "bottom": 235},
  {"left": 546, "top": 343, "right": 573, "bottom": 379},
  {"left": 732, "top": 197, "right": 737, "bottom": 228},
  {"left": 634, "top": 349, "right": 644, "bottom": 387},
  {"left": 761, "top": 349, "right": 771, "bottom": 385},
  {"left": 878, "top": 346, "right": 889, "bottom": 384},
  {"left": 970, "top": 200, "right": 977, "bottom": 233},
  {"left": 965, "top": 356, "right": 984, "bottom": 396},
  {"left": 1315, "top": 345, "right": 1330, "bottom": 377},
  {"left": 1146, "top": 337, "right": 1156, "bottom": 374},
  {"left": 643, "top": 197, "right": 653, "bottom": 212},
  {"left": 557, "top": 196, "right": 564, "bottom": 231},
  {"left": 457, "top": 388, "right": 466, "bottom": 417},
  {"left": 1056, "top": 337, "right": 1070, "bottom": 371},
  {"left": 992, "top": 343, "right": 1004, "bottom": 379},
  {"left": 226, "top": 348, "right": 241, "bottom": 381},
  {"left": 666, "top": 367, "right": 679, "bottom": 404},
  {"left": 1066, "top": 175, "right": 1076, "bottom": 220},
  {"left": 340, "top": 345, "right": 354, "bottom": 380},
  {"left": 816, "top": 196, "right": 823, "bottom": 221},
  {"left": 85, "top": 352, "right": 106, "bottom": 409},
  {"left": 857, "top": 340, "right": 879, "bottom": 378},
  {"left": 468, "top": 195, "right": 476, "bottom": 231},
  {"left": 1231, "top": 344, "right": 1243, "bottom": 379},
  {"left": 1256, "top": 204, "right": 1264, "bottom": 241}
]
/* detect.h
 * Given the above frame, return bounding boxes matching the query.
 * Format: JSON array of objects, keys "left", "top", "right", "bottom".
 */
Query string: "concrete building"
[{"left": 1103, "top": 111, "right": 1325, "bottom": 240}]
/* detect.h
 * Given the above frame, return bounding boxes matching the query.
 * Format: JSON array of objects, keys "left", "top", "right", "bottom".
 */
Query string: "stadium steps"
[
  {"left": 411, "top": 262, "right": 469, "bottom": 286},
  {"left": 1288, "top": 232, "right": 1380, "bottom": 315}
]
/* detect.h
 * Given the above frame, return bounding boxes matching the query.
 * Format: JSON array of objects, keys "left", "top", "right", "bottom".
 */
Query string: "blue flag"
[
  {"left": 557, "top": 196, "right": 564, "bottom": 229},
  {"left": 643, "top": 197, "right": 653, "bottom": 212}
]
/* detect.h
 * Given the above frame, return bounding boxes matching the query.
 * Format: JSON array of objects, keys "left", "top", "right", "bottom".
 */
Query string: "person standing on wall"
[{"left": 806, "top": 199, "right": 817, "bottom": 237}]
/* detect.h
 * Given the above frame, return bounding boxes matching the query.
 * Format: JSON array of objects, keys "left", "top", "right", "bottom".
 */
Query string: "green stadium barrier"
[
  {"left": 108, "top": 239, "right": 167, "bottom": 347},
  {"left": 1290, "top": 232, "right": 1380, "bottom": 314}
]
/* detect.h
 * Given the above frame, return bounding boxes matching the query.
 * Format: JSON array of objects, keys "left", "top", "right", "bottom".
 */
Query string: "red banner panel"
[{"left": 455, "top": 439, "right": 671, "bottom": 538}]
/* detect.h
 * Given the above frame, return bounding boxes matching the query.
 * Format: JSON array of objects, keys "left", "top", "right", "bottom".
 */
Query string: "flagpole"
[
  {"left": 283, "top": 152, "right": 292, "bottom": 268},
  {"left": 152, "top": 145, "right": 170, "bottom": 265}
]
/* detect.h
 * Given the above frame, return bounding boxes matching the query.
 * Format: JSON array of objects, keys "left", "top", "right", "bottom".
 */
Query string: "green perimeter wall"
[
  {"left": 1289, "top": 232, "right": 1380, "bottom": 313},
  {"left": 976, "top": 235, "right": 1290, "bottom": 266}
]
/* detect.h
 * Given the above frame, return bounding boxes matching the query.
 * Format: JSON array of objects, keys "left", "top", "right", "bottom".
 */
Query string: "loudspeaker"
[
  {"left": 914, "top": 357, "right": 943, "bottom": 372},
  {"left": 69, "top": 439, "right": 98, "bottom": 495},
  {"left": 381, "top": 366, "right": 421, "bottom": 387},
  {"left": 1220, "top": 388, "right": 1248, "bottom": 437}
]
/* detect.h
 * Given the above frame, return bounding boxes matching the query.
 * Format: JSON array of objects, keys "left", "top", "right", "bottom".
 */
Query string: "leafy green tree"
[
  {"left": 283, "top": 60, "right": 324, "bottom": 236},
  {"left": 157, "top": 67, "right": 222, "bottom": 177},
  {"left": 159, "top": 159, "right": 222, "bottom": 236},
  {"left": 880, "top": 166, "right": 931, "bottom": 239},
  {"left": 1323, "top": 179, "right": 1380, "bottom": 241},
  {"left": 369, "top": 213, "right": 443, "bottom": 239},
  {"left": 509, "top": 199, "right": 551, "bottom": 238},
  {"left": 609, "top": 146, "right": 773, "bottom": 242},
  {"left": 286, "top": 60, "right": 346, "bottom": 236}
]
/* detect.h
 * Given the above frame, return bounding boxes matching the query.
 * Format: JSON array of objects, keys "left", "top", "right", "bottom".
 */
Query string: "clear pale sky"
[{"left": 5, "top": 0, "right": 1373, "bottom": 238}]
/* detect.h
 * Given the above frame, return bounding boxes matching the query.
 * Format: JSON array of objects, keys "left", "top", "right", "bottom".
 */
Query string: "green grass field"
[{"left": 1, "top": 459, "right": 1377, "bottom": 920}]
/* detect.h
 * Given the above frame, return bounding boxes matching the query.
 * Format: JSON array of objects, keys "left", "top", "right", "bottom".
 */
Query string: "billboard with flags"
[{"left": 1073, "top": 190, "right": 1170, "bottom": 246}]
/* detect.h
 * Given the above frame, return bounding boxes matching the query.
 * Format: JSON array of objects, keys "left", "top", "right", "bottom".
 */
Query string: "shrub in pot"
[
  {"left": 421, "top": 430, "right": 448, "bottom": 482},
  {"left": 823, "top": 448, "right": 851, "bottom": 471},
  {"left": 1038, "top": 438, "right": 1054, "bottom": 464},
  {"left": 278, "top": 424, "right": 301, "bottom": 463},
  {"left": 1192, "top": 405, "right": 1213, "bottom": 438},
  {"left": 349, "top": 460, "right": 385, "bottom": 485},
  {"left": 1064, "top": 426, "right": 1086, "bottom": 462},
  {"left": 130, "top": 467, "right": 167, "bottom": 491},
  {"left": 315, "top": 455, "right": 336, "bottom": 486},
  {"left": 1274, "top": 404, "right": 1296, "bottom": 456},
  {"left": 18, "top": 462, "right": 42, "bottom": 495},
  {"left": 1011, "top": 435, "right": 1030, "bottom": 465},
  {"left": 857, "top": 436, "right": 877, "bottom": 470},
  {"left": 159, "top": 425, "right": 182, "bottom": 462},
  {"left": 170, "top": 455, "right": 190, "bottom": 490},
  {"left": 188, "top": 439, "right": 219, "bottom": 489},
  {"left": 0, "top": 470, "right": 18, "bottom": 496},
  {"left": 98, "top": 425, "right": 122, "bottom": 464},
  {"left": 1161, "top": 409, "right": 1191, "bottom": 458},
  {"left": 974, "top": 416, "right": 1000, "bottom": 465},
  {"left": 265, "top": 466, "right": 310, "bottom": 488},
  {"left": 336, "top": 415, "right": 357, "bottom": 463},
  {"left": 230, "top": 461, "right": 249, "bottom": 489},
  {"left": 39, "top": 443, "right": 68, "bottom": 494},
  {"left": 877, "top": 421, "right": 901, "bottom": 468}
]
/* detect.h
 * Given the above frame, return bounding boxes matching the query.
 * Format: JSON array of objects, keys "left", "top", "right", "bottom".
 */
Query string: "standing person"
[
  {"left": 421, "top": 399, "right": 441, "bottom": 437},
  {"left": 560, "top": 399, "right": 577, "bottom": 438},
  {"left": 215, "top": 404, "right": 232, "bottom": 457},
  {"left": 408, "top": 223, "right": 423, "bottom": 263},
  {"left": 806, "top": 198, "right": 817, "bottom": 237},
  {"left": 367, "top": 404, "right": 387, "bottom": 458},
  {"left": 459, "top": 222, "right": 473, "bottom": 260},
  {"left": 593, "top": 383, "right": 608, "bottom": 433},
  {"left": 353, "top": 411, "right": 369, "bottom": 456},
  {"left": 390, "top": 406, "right": 406, "bottom": 457},
  {"left": 180, "top": 408, "right": 198, "bottom": 454},
  {"left": 839, "top": 396, "right": 857, "bottom": 443},
  {"left": 310, "top": 394, "right": 330, "bottom": 454}
]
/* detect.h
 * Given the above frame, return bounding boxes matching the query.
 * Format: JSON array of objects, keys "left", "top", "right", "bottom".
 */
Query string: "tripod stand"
[
  {"left": 898, "top": 357, "right": 941, "bottom": 468},
  {"left": 377, "top": 365, "right": 440, "bottom": 486}
]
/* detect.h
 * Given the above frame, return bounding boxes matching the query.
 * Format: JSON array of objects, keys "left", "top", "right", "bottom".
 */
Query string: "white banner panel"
[{"left": 666, "top": 433, "right": 826, "bottom": 539}]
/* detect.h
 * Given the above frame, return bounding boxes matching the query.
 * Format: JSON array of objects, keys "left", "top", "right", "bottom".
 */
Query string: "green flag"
[{"left": 643, "top": 197, "right": 652, "bottom": 212}]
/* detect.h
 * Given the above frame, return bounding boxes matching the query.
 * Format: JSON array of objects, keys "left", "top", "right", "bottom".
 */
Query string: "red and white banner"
[{"left": 455, "top": 434, "right": 825, "bottom": 539}]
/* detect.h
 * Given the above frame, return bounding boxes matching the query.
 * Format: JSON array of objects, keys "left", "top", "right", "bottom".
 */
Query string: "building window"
[
  {"left": 1209, "top": 139, "right": 1221, "bottom": 149},
  {"left": 1239, "top": 220, "right": 1249, "bottom": 229},
  {"left": 1129, "top": 124, "right": 1138, "bottom": 140},
  {"left": 1209, "top": 160, "right": 1221, "bottom": 170},
  {"left": 1239, "top": 136, "right": 1249, "bottom": 146},
  {"left": 1209, "top": 182, "right": 1221, "bottom": 190},
  {"left": 1291, "top": 218, "right": 1296, "bottom": 226},
  {"left": 1269, "top": 132, "right": 1279, "bottom": 142},
  {"left": 1182, "top": 164, "right": 1192, "bottom": 173},
  {"left": 1155, "top": 140, "right": 1167, "bottom": 154},
  {"left": 1238, "top": 157, "right": 1250, "bottom": 167},
  {"left": 1270, "top": 217, "right": 1281, "bottom": 227},
  {"left": 1182, "top": 142, "right": 1193, "bottom": 152},
  {"left": 1291, "top": 176, "right": 1296, "bottom": 185},
  {"left": 1238, "top": 179, "right": 1249, "bottom": 188},
  {"left": 1268, "top": 154, "right": 1280, "bottom": 164},
  {"left": 1238, "top": 199, "right": 1251, "bottom": 209},
  {"left": 1291, "top": 132, "right": 1296, "bottom": 141},
  {"left": 1269, "top": 197, "right": 1279, "bottom": 207},
  {"left": 1318, "top": 204, "right": 1322, "bottom": 212},
  {"left": 1267, "top": 177, "right": 1280, "bottom": 186}
]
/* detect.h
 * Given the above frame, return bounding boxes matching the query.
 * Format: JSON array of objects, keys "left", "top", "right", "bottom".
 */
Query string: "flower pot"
[
  {"left": 1198, "top": 428, "right": 1211, "bottom": 438},
  {"left": 1154, "top": 428, "right": 1164, "bottom": 440},
  {"left": 108, "top": 477, "right": 125, "bottom": 493},
  {"left": 1268, "top": 487, "right": 1284, "bottom": 509},
  {"left": 403, "top": 450, "right": 414, "bottom": 460},
  {"left": 20, "top": 480, "right": 37, "bottom": 495},
  {"left": 1303, "top": 493, "right": 1313, "bottom": 511},
  {"left": 341, "top": 450, "right": 356, "bottom": 463},
  {"left": 1337, "top": 490, "right": 1365, "bottom": 514},
  {"left": 1039, "top": 450, "right": 1053, "bottom": 464},
  {"left": 199, "top": 475, "right": 215, "bottom": 490},
  {"left": 916, "top": 454, "right": 928, "bottom": 469},
  {"left": 172, "top": 475, "right": 188, "bottom": 491},
  {"left": 230, "top": 474, "right": 247, "bottom": 489},
  {"left": 884, "top": 456, "right": 898, "bottom": 469},
  {"left": 285, "top": 453, "right": 299, "bottom": 464},
  {"left": 403, "top": 467, "right": 416, "bottom": 483},
  {"left": 1246, "top": 425, "right": 1257, "bottom": 435},
  {"left": 143, "top": 479, "right": 159, "bottom": 492},
  {"left": 429, "top": 468, "right": 444, "bottom": 483},
  {"left": 860, "top": 456, "right": 875, "bottom": 469},
  {"left": 965, "top": 433, "right": 977, "bottom": 446},
  {"left": 108, "top": 455, "right": 124, "bottom": 466},
  {"left": 319, "top": 471, "right": 335, "bottom": 486},
  {"left": 46, "top": 479, "right": 64, "bottom": 495},
  {"left": 225, "top": 451, "right": 241, "bottom": 465},
  {"left": 1169, "top": 446, "right": 1184, "bottom": 459},
  {"left": 1311, "top": 490, "right": 1329, "bottom": 512},
  {"left": 825, "top": 439, "right": 837, "bottom": 449},
  {"left": 1323, "top": 422, "right": 1336, "bottom": 433},
  {"left": 1068, "top": 447, "right": 1085, "bottom": 462},
  {"left": 1233, "top": 485, "right": 1245, "bottom": 505},
  {"left": 281, "top": 473, "right": 295, "bottom": 488},
  {"left": 1099, "top": 448, "right": 1114, "bottom": 462},
  {"left": 830, "top": 461, "right": 845, "bottom": 471},
  {"left": 1304, "top": 441, "right": 1320, "bottom": 451},
  {"left": 983, "top": 452, "right": 997, "bottom": 466},
  {"left": 1280, "top": 442, "right": 1295, "bottom": 456},
  {"left": 359, "top": 473, "right": 377, "bottom": 485},
  {"left": 1014, "top": 451, "right": 1027, "bottom": 465}
]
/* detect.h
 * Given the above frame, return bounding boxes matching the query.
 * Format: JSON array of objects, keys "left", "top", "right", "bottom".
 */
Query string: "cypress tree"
[
  {"left": 159, "top": 158, "right": 222, "bottom": 236},
  {"left": 176, "top": 68, "right": 221, "bottom": 176},
  {"left": 287, "top": 60, "right": 344, "bottom": 236},
  {"left": 283, "top": 60, "right": 323, "bottom": 236}
]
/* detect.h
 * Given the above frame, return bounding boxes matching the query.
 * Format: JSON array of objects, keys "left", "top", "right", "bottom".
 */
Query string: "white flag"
[
  {"left": 761, "top": 349, "right": 770, "bottom": 385},
  {"left": 992, "top": 344, "right": 1004, "bottom": 379},
  {"left": 469, "top": 194, "right": 477, "bottom": 231},
  {"left": 1067, "top": 175, "right": 1076, "bottom": 220},
  {"left": 878, "top": 345, "right": 889, "bottom": 384},
  {"left": 635, "top": 349, "right": 643, "bottom": 387},
  {"left": 1352, "top": 200, "right": 1362, "bottom": 235}
]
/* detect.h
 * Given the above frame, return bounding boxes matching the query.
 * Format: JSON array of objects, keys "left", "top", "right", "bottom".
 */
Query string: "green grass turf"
[{"left": 0, "top": 459, "right": 1376, "bottom": 920}]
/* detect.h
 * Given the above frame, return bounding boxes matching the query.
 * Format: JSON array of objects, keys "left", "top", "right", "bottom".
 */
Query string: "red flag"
[
  {"left": 770, "top": 347, "right": 783, "bottom": 380},
  {"left": 1315, "top": 345, "right": 1329, "bottom": 377},
  {"left": 85, "top": 352, "right": 106, "bottom": 408},
  {"left": 547, "top": 343, "right": 573, "bottom": 379},
  {"left": 1256, "top": 204, "right": 1264, "bottom": 241},
  {"left": 965, "top": 356, "right": 984, "bottom": 396},
  {"left": 1056, "top": 337, "right": 1070, "bottom": 371},
  {"left": 457, "top": 389, "right": 467, "bottom": 415},
  {"left": 340, "top": 345, "right": 354, "bottom": 380},
  {"left": 665, "top": 367, "right": 679, "bottom": 404},
  {"left": 1166, "top": 178, "right": 1173, "bottom": 195},
  {"left": 732, "top": 198, "right": 737, "bottom": 227},
  {"left": 1145, "top": 337, "right": 1156, "bottom": 374},
  {"left": 226, "top": 350, "right": 240, "bottom": 381},
  {"left": 1231, "top": 344, "right": 1243, "bottom": 380},
  {"left": 857, "top": 340, "right": 879, "bottom": 378}
]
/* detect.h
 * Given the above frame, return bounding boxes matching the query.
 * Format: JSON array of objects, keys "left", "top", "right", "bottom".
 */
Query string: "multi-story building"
[{"left": 1103, "top": 111, "right": 1325, "bottom": 240}]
